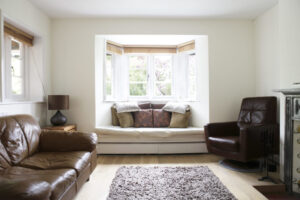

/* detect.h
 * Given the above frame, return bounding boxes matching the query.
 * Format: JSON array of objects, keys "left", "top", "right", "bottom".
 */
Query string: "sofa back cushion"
[
  {"left": 237, "top": 97, "right": 277, "bottom": 127},
  {"left": 151, "top": 104, "right": 165, "bottom": 109},
  {"left": 134, "top": 109, "right": 153, "bottom": 127},
  {"left": 153, "top": 109, "right": 171, "bottom": 127},
  {"left": 0, "top": 115, "right": 41, "bottom": 167},
  {"left": 138, "top": 102, "right": 151, "bottom": 109}
]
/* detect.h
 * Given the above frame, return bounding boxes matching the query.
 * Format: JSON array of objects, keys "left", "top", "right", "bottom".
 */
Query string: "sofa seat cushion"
[
  {"left": 18, "top": 151, "right": 90, "bottom": 177},
  {"left": 208, "top": 136, "right": 239, "bottom": 152},
  {"left": 0, "top": 166, "right": 76, "bottom": 200},
  {"left": 96, "top": 126, "right": 205, "bottom": 143}
]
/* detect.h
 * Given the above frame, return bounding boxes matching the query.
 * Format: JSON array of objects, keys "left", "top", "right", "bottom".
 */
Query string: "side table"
[{"left": 42, "top": 124, "right": 77, "bottom": 132}]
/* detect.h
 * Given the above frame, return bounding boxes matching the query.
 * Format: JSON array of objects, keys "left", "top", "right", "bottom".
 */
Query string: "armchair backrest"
[
  {"left": 237, "top": 97, "right": 277, "bottom": 127},
  {"left": 0, "top": 115, "right": 41, "bottom": 169}
]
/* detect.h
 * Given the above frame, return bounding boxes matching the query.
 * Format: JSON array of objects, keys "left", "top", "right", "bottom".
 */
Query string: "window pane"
[
  {"left": 129, "top": 83, "right": 147, "bottom": 96},
  {"left": 155, "top": 82, "right": 171, "bottom": 96},
  {"left": 105, "top": 54, "right": 112, "bottom": 96},
  {"left": 154, "top": 55, "right": 172, "bottom": 96},
  {"left": 188, "top": 54, "right": 196, "bottom": 99},
  {"left": 11, "top": 39, "right": 23, "bottom": 95},
  {"left": 129, "top": 55, "right": 147, "bottom": 96}
]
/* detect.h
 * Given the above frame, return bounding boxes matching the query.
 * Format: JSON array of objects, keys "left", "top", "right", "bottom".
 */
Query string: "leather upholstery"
[
  {"left": 205, "top": 97, "right": 279, "bottom": 162},
  {"left": 0, "top": 177, "right": 51, "bottom": 200},
  {"left": 0, "top": 115, "right": 98, "bottom": 200},
  {"left": 0, "top": 115, "right": 41, "bottom": 166},
  {"left": 39, "top": 130, "right": 97, "bottom": 152},
  {"left": 19, "top": 151, "right": 91, "bottom": 177},
  {"left": 208, "top": 136, "right": 239, "bottom": 152},
  {"left": 0, "top": 167, "right": 76, "bottom": 200}
]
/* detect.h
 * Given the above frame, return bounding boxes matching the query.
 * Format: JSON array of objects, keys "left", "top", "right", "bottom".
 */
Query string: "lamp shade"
[{"left": 48, "top": 95, "right": 69, "bottom": 110}]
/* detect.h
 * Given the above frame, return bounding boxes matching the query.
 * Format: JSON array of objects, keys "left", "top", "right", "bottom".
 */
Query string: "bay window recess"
[{"left": 103, "top": 39, "right": 200, "bottom": 101}]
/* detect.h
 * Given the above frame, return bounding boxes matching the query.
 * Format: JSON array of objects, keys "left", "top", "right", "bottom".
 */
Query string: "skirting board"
[{"left": 97, "top": 142, "right": 208, "bottom": 154}]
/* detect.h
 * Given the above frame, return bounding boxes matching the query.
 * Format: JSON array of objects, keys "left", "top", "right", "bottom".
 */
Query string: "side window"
[
  {"left": 188, "top": 53, "right": 196, "bottom": 100},
  {"left": 4, "top": 34, "right": 26, "bottom": 100},
  {"left": 105, "top": 53, "right": 113, "bottom": 97}
]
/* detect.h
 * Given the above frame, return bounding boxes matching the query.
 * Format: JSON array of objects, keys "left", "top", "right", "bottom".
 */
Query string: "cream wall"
[
  {"left": 0, "top": 0, "right": 51, "bottom": 125},
  {"left": 254, "top": 5, "right": 279, "bottom": 97},
  {"left": 254, "top": 0, "right": 300, "bottom": 180},
  {"left": 51, "top": 18, "right": 255, "bottom": 132}
]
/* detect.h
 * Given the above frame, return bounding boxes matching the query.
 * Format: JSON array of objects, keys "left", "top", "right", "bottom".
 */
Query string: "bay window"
[{"left": 103, "top": 38, "right": 202, "bottom": 102}]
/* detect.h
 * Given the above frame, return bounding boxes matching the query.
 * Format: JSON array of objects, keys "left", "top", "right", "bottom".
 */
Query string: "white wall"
[
  {"left": 51, "top": 18, "right": 255, "bottom": 132},
  {"left": 254, "top": 5, "right": 279, "bottom": 97},
  {"left": 0, "top": 0, "right": 51, "bottom": 125},
  {"left": 254, "top": 0, "right": 300, "bottom": 180}
]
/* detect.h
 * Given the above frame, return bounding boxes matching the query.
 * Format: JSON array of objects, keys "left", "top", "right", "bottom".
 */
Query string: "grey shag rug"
[{"left": 107, "top": 166, "right": 237, "bottom": 200}]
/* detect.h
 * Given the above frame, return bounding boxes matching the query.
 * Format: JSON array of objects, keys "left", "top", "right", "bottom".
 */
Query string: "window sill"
[
  {"left": 102, "top": 99, "right": 200, "bottom": 103},
  {"left": 0, "top": 101, "right": 46, "bottom": 105}
]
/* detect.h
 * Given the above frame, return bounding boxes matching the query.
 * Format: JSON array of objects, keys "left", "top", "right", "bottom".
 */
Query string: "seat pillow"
[
  {"left": 169, "top": 111, "right": 191, "bottom": 128},
  {"left": 153, "top": 109, "right": 171, "bottom": 127},
  {"left": 134, "top": 109, "right": 153, "bottom": 127},
  {"left": 18, "top": 151, "right": 90, "bottom": 177},
  {"left": 117, "top": 112, "right": 134, "bottom": 128}
]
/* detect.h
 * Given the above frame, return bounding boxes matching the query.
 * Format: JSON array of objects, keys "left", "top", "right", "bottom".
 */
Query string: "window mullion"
[{"left": 148, "top": 55, "right": 154, "bottom": 100}]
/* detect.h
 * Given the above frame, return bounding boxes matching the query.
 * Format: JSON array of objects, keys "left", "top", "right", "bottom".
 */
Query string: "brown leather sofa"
[
  {"left": 205, "top": 97, "right": 279, "bottom": 162},
  {"left": 0, "top": 115, "right": 98, "bottom": 200}
]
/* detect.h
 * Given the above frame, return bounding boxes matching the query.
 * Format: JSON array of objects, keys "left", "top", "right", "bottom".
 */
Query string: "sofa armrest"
[
  {"left": 239, "top": 124, "right": 279, "bottom": 159},
  {"left": 0, "top": 178, "right": 51, "bottom": 200},
  {"left": 204, "top": 121, "right": 239, "bottom": 137},
  {"left": 39, "top": 130, "right": 98, "bottom": 152}
]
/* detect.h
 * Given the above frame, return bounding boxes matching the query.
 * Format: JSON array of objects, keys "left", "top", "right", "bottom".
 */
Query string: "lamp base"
[{"left": 50, "top": 110, "right": 67, "bottom": 126}]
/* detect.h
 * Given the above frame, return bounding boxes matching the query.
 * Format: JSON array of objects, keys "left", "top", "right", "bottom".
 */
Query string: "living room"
[{"left": 0, "top": 0, "right": 299, "bottom": 199}]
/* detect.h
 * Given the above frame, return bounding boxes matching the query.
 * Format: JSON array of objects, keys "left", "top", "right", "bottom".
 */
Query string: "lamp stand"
[{"left": 50, "top": 110, "right": 67, "bottom": 126}]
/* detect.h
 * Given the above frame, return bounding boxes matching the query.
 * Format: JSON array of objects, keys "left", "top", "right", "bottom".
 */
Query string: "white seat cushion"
[{"left": 95, "top": 126, "right": 205, "bottom": 143}]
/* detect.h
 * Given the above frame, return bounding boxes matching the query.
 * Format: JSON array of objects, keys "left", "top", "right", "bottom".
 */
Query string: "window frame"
[
  {"left": 104, "top": 52, "right": 114, "bottom": 100},
  {"left": 4, "top": 34, "right": 28, "bottom": 101},
  {"left": 127, "top": 53, "right": 175, "bottom": 101}
]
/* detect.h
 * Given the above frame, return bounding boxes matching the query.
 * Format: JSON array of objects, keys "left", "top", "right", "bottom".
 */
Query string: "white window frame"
[
  {"left": 4, "top": 35, "right": 28, "bottom": 101},
  {"left": 127, "top": 53, "right": 174, "bottom": 100},
  {"left": 186, "top": 50, "right": 197, "bottom": 101},
  {"left": 104, "top": 52, "right": 114, "bottom": 100}
]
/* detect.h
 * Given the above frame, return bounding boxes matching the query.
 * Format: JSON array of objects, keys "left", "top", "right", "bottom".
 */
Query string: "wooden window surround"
[
  {"left": 4, "top": 22, "right": 34, "bottom": 46},
  {"left": 106, "top": 40, "right": 195, "bottom": 54}
]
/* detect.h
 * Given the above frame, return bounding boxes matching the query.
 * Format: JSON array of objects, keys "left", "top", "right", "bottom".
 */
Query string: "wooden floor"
[{"left": 74, "top": 154, "right": 279, "bottom": 200}]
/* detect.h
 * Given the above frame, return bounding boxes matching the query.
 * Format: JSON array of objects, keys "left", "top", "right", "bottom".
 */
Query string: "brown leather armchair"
[
  {"left": 205, "top": 97, "right": 279, "bottom": 163},
  {"left": 0, "top": 115, "right": 98, "bottom": 200}
]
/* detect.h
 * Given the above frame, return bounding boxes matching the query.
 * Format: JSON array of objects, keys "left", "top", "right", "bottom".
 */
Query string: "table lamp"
[{"left": 48, "top": 95, "right": 69, "bottom": 126}]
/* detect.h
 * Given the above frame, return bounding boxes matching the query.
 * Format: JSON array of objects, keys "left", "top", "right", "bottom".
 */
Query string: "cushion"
[
  {"left": 111, "top": 107, "right": 120, "bottom": 126},
  {"left": 117, "top": 112, "right": 134, "bottom": 128},
  {"left": 162, "top": 102, "right": 190, "bottom": 114},
  {"left": 134, "top": 109, "right": 153, "bottom": 127},
  {"left": 208, "top": 136, "right": 240, "bottom": 152},
  {"left": 151, "top": 104, "right": 165, "bottom": 109},
  {"left": 0, "top": 166, "right": 76, "bottom": 200},
  {"left": 153, "top": 109, "right": 171, "bottom": 127},
  {"left": 115, "top": 102, "right": 140, "bottom": 113},
  {"left": 169, "top": 111, "right": 191, "bottom": 128},
  {"left": 138, "top": 102, "right": 151, "bottom": 109},
  {"left": 19, "top": 151, "right": 90, "bottom": 177}
]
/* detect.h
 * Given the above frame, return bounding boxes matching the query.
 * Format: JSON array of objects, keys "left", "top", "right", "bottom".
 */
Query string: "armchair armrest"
[
  {"left": 0, "top": 178, "right": 51, "bottom": 200},
  {"left": 39, "top": 130, "right": 98, "bottom": 152},
  {"left": 204, "top": 121, "right": 239, "bottom": 137},
  {"left": 239, "top": 124, "right": 279, "bottom": 159}
]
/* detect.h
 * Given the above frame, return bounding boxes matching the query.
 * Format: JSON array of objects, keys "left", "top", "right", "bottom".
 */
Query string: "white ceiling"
[{"left": 29, "top": 0, "right": 278, "bottom": 19}]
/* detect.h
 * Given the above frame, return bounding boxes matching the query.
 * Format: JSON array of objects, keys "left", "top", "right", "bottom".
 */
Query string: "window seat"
[{"left": 95, "top": 126, "right": 208, "bottom": 154}]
